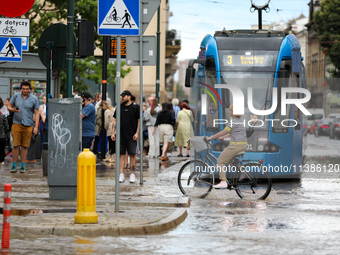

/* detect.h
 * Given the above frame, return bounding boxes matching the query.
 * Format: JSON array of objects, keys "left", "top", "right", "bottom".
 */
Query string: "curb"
[{"left": 10, "top": 208, "right": 188, "bottom": 237}]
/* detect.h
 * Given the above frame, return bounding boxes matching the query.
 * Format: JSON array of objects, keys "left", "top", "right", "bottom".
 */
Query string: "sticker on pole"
[
  {"left": 98, "top": 0, "right": 139, "bottom": 36},
  {"left": 0, "top": 37, "right": 22, "bottom": 62}
]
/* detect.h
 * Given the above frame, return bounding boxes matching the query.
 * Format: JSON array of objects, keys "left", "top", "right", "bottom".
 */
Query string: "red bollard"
[{"left": 2, "top": 184, "right": 11, "bottom": 249}]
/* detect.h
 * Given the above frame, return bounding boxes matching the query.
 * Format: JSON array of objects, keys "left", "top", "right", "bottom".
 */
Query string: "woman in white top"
[
  {"left": 0, "top": 97, "right": 9, "bottom": 117},
  {"left": 143, "top": 98, "right": 161, "bottom": 157},
  {"left": 39, "top": 96, "right": 47, "bottom": 152}
]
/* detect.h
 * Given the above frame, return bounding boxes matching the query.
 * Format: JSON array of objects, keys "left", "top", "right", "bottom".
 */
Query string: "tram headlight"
[
  {"left": 257, "top": 144, "right": 264, "bottom": 151},
  {"left": 257, "top": 138, "right": 280, "bottom": 152}
]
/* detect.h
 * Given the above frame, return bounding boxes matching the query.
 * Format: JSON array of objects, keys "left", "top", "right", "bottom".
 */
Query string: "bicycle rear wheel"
[
  {"left": 178, "top": 160, "right": 214, "bottom": 198},
  {"left": 234, "top": 163, "right": 272, "bottom": 200}
]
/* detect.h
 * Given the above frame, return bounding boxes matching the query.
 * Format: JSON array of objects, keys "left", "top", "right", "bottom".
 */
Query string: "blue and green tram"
[{"left": 186, "top": 29, "right": 308, "bottom": 179}]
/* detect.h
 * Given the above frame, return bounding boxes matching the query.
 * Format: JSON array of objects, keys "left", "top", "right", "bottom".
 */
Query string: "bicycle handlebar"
[{"left": 203, "top": 136, "right": 213, "bottom": 147}]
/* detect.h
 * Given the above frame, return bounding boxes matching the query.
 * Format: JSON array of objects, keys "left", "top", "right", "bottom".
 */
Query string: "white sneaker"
[
  {"left": 129, "top": 173, "right": 136, "bottom": 183},
  {"left": 119, "top": 173, "right": 125, "bottom": 183},
  {"left": 167, "top": 153, "right": 172, "bottom": 157},
  {"left": 214, "top": 182, "right": 228, "bottom": 189}
]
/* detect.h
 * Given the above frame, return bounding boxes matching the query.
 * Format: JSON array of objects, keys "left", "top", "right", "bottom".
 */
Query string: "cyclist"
[
  {"left": 206, "top": 104, "right": 247, "bottom": 189},
  {"left": 110, "top": 7, "right": 117, "bottom": 21}
]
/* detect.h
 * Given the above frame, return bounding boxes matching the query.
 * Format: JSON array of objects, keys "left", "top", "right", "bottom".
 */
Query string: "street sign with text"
[
  {"left": 110, "top": 37, "right": 126, "bottom": 58},
  {"left": 0, "top": 18, "right": 30, "bottom": 37}
]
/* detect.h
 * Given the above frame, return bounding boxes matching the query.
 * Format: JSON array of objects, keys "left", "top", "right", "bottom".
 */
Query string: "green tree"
[
  {"left": 26, "top": 0, "right": 99, "bottom": 52},
  {"left": 313, "top": 0, "right": 340, "bottom": 89},
  {"left": 176, "top": 83, "right": 189, "bottom": 103},
  {"left": 59, "top": 57, "right": 132, "bottom": 95}
]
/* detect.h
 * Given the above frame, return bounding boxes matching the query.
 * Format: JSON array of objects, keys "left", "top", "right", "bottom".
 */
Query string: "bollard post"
[
  {"left": 74, "top": 149, "right": 98, "bottom": 224},
  {"left": 2, "top": 184, "right": 12, "bottom": 248}
]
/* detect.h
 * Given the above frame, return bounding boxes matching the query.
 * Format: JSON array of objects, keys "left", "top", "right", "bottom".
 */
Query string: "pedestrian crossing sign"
[
  {"left": 0, "top": 37, "right": 22, "bottom": 62},
  {"left": 98, "top": 0, "right": 139, "bottom": 36}
]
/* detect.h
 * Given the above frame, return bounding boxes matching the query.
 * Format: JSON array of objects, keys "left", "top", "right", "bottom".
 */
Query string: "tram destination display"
[{"left": 223, "top": 54, "right": 274, "bottom": 67}]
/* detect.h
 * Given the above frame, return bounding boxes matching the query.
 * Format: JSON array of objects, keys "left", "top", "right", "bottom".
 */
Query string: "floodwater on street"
[{"left": 4, "top": 134, "right": 340, "bottom": 254}]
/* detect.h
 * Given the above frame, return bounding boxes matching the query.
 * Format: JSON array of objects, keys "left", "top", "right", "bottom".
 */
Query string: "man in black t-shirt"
[{"left": 112, "top": 90, "right": 140, "bottom": 183}]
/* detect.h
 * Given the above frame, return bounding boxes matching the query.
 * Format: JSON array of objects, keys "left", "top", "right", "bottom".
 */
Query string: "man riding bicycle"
[
  {"left": 206, "top": 104, "right": 247, "bottom": 189},
  {"left": 110, "top": 7, "right": 117, "bottom": 21}
]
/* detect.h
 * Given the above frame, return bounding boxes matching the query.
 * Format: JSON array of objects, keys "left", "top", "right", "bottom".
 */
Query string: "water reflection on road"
[{"left": 7, "top": 134, "right": 340, "bottom": 254}]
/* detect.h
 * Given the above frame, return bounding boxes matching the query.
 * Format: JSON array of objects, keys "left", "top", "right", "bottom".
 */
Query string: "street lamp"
[{"left": 250, "top": 0, "right": 271, "bottom": 30}]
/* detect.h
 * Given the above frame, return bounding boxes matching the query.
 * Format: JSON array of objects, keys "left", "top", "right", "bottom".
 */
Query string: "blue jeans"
[{"left": 82, "top": 136, "right": 94, "bottom": 151}]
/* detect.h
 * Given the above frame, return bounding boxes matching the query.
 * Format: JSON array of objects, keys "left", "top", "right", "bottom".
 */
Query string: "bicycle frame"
[{"left": 196, "top": 139, "right": 264, "bottom": 187}]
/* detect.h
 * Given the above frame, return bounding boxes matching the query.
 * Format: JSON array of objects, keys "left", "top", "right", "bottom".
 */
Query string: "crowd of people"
[
  {"left": 0, "top": 83, "right": 194, "bottom": 185},
  {"left": 79, "top": 90, "right": 195, "bottom": 183}
]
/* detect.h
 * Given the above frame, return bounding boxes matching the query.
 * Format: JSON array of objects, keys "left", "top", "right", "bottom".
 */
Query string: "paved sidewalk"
[{"left": 0, "top": 155, "right": 190, "bottom": 237}]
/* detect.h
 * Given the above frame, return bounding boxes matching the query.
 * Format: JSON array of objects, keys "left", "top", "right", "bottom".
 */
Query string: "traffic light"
[{"left": 78, "top": 20, "right": 95, "bottom": 57}]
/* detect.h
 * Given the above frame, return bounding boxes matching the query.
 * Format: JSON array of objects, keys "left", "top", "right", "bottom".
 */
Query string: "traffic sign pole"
[
  {"left": 67, "top": 0, "right": 75, "bottom": 98},
  {"left": 156, "top": 6, "right": 160, "bottom": 101},
  {"left": 46, "top": 41, "right": 53, "bottom": 142},
  {"left": 139, "top": 3, "right": 144, "bottom": 185},
  {"left": 115, "top": 36, "right": 122, "bottom": 213},
  {"left": 101, "top": 36, "right": 109, "bottom": 161}
]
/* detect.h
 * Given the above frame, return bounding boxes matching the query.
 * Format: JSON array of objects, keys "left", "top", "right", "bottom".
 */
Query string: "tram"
[{"left": 185, "top": 29, "right": 308, "bottom": 178}]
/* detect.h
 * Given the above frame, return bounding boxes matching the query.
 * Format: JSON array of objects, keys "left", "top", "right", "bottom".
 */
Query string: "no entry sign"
[{"left": 0, "top": 0, "right": 35, "bottom": 18}]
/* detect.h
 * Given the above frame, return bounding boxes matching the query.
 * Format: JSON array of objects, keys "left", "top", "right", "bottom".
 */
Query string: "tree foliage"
[
  {"left": 313, "top": 0, "right": 340, "bottom": 83},
  {"left": 23, "top": 0, "right": 130, "bottom": 96}
]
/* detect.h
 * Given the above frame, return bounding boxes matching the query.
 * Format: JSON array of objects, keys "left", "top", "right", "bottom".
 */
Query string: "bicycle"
[
  {"left": 3, "top": 26, "right": 17, "bottom": 35},
  {"left": 177, "top": 136, "right": 272, "bottom": 200},
  {"left": 106, "top": 16, "right": 121, "bottom": 23}
]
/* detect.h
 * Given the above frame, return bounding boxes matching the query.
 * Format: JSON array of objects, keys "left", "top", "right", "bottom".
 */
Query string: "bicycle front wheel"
[
  {"left": 234, "top": 163, "right": 272, "bottom": 200},
  {"left": 178, "top": 160, "right": 214, "bottom": 199}
]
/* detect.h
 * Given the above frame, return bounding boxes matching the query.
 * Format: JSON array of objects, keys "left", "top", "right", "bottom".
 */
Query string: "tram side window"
[{"left": 273, "top": 73, "right": 292, "bottom": 133}]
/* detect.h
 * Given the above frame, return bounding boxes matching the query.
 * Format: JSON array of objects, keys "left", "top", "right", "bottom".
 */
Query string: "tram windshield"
[{"left": 220, "top": 72, "right": 274, "bottom": 130}]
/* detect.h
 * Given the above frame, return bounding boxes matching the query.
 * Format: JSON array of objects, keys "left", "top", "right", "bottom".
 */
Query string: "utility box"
[{"left": 48, "top": 98, "right": 82, "bottom": 200}]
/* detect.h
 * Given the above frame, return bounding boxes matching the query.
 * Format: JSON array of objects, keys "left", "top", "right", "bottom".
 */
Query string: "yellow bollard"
[{"left": 74, "top": 149, "right": 98, "bottom": 224}]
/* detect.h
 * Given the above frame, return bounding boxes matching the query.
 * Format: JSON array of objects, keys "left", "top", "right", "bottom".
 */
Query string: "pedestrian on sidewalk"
[
  {"left": 175, "top": 102, "right": 194, "bottom": 157},
  {"left": 0, "top": 110, "right": 9, "bottom": 170},
  {"left": 166, "top": 101, "right": 175, "bottom": 157},
  {"left": 143, "top": 98, "right": 161, "bottom": 158},
  {"left": 38, "top": 95, "right": 46, "bottom": 153},
  {"left": 142, "top": 103, "right": 149, "bottom": 156},
  {"left": 7, "top": 81, "right": 40, "bottom": 173},
  {"left": 93, "top": 105, "right": 102, "bottom": 156},
  {"left": 81, "top": 92, "right": 96, "bottom": 151},
  {"left": 152, "top": 102, "right": 175, "bottom": 161},
  {"left": 4, "top": 98, "right": 13, "bottom": 157},
  {"left": 111, "top": 90, "right": 140, "bottom": 183},
  {"left": 101, "top": 100, "right": 116, "bottom": 162}
]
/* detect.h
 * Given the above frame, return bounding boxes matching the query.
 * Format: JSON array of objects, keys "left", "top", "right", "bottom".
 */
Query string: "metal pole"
[
  {"left": 156, "top": 6, "right": 160, "bottom": 101},
  {"left": 258, "top": 9, "right": 262, "bottom": 29},
  {"left": 66, "top": 0, "right": 74, "bottom": 98},
  {"left": 101, "top": 36, "right": 109, "bottom": 160},
  {"left": 139, "top": 3, "right": 144, "bottom": 185},
  {"left": 115, "top": 36, "right": 122, "bottom": 212},
  {"left": 46, "top": 42, "right": 52, "bottom": 142}
]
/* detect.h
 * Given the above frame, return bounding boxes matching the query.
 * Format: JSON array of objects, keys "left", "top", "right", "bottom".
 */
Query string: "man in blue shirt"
[
  {"left": 7, "top": 81, "right": 40, "bottom": 173},
  {"left": 81, "top": 92, "right": 95, "bottom": 150}
]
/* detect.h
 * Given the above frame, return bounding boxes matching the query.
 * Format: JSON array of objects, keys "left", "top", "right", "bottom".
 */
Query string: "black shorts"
[{"left": 120, "top": 139, "right": 137, "bottom": 155}]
